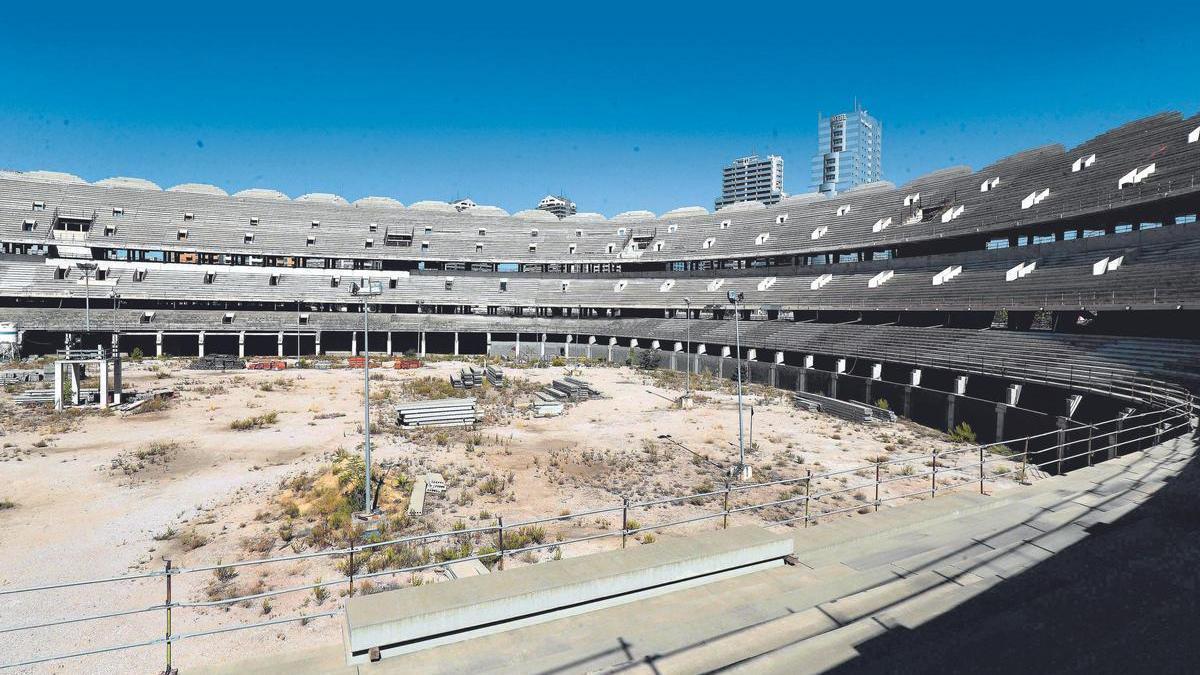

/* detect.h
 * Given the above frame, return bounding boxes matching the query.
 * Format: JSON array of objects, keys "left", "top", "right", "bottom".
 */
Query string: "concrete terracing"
[{"left": 201, "top": 428, "right": 1199, "bottom": 675}]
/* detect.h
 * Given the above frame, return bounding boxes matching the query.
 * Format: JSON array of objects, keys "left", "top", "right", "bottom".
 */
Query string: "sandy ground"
[{"left": 0, "top": 357, "right": 1024, "bottom": 673}]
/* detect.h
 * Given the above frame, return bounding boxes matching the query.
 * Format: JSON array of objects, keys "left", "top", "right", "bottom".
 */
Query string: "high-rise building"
[
  {"left": 714, "top": 155, "right": 785, "bottom": 209},
  {"left": 537, "top": 194, "right": 576, "bottom": 219},
  {"left": 811, "top": 104, "right": 882, "bottom": 193}
]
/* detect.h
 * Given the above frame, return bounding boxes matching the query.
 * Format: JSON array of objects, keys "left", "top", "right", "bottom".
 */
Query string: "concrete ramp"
[{"left": 342, "top": 526, "right": 792, "bottom": 663}]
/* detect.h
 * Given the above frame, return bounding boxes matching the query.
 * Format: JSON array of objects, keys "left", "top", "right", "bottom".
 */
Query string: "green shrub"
[
  {"left": 131, "top": 347, "right": 144, "bottom": 361},
  {"left": 875, "top": 398, "right": 889, "bottom": 410},
  {"left": 948, "top": 421, "right": 977, "bottom": 443}
]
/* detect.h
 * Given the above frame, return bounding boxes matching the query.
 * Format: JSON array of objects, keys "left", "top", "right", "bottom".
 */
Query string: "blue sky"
[{"left": 1, "top": 1, "right": 1197, "bottom": 216}]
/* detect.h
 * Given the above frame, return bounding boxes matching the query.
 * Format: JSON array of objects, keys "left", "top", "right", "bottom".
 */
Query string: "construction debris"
[
  {"left": 408, "top": 476, "right": 427, "bottom": 516},
  {"left": 247, "top": 359, "right": 287, "bottom": 371},
  {"left": 395, "top": 398, "right": 478, "bottom": 427},
  {"left": 393, "top": 358, "right": 422, "bottom": 370},
  {"left": 793, "top": 391, "right": 896, "bottom": 424},
  {"left": 187, "top": 354, "right": 245, "bottom": 371},
  {"left": 425, "top": 472, "right": 447, "bottom": 493}
]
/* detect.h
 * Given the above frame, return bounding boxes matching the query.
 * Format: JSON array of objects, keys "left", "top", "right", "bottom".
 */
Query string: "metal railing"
[{"left": 0, "top": 390, "right": 1191, "bottom": 671}]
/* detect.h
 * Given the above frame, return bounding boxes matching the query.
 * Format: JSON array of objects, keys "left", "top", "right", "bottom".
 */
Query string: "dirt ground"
[{"left": 0, "top": 357, "right": 1024, "bottom": 673}]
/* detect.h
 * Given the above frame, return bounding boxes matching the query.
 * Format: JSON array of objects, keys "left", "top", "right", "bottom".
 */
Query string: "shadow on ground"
[{"left": 829, "top": 428, "right": 1200, "bottom": 674}]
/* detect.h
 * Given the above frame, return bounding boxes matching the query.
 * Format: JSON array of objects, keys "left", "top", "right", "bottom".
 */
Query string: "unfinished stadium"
[{"left": 1, "top": 112, "right": 1199, "bottom": 674}]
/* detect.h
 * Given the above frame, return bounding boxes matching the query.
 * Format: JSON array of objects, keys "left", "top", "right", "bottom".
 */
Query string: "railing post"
[
  {"left": 497, "top": 516, "right": 505, "bottom": 571},
  {"left": 1021, "top": 437, "right": 1030, "bottom": 483},
  {"left": 163, "top": 558, "right": 175, "bottom": 675},
  {"left": 979, "top": 445, "right": 986, "bottom": 494},
  {"left": 1087, "top": 426, "right": 1095, "bottom": 467},
  {"left": 803, "top": 471, "right": 811, "bottom": 528},
  {"left": 931, "top": 450, "right": 937, "bottom": 498},
  {"left": 722, "top": 480, "right": 731, "bottom": 529},
  {"left": 874, "top": 462, "right": 881, "bottom": 512},
  {"left": 621, "top": 498, "right": 629, "bottom": 548}
]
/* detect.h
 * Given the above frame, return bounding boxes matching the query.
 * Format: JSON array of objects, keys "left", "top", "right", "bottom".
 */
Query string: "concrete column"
[
  {"left": 835, "top": 358, "right": 846, "bottom": 374},
  {"left": 830, "top": 373, "right": 838, "bottom": 399},
  {"left": 774, "top": 351, "right": 785, "bottom": 365},
  {"left": 277, "top": 331, "right": 284, "bottom": 358},
  {"left": 588, "top": 336, "right": 596, "bottom": 359},
  {"left": 197, "top": 331, "right": 206, "bottom": 358},
  {"left": 903, "top": 385, "right": 912, "bottom": 419},
  {"left": 864, "top": 378, "right": 872, "bottom": 405},
  {"left": 994, "top": 402, "right": 1007, "bottom": 443},
  {"left": 315, "top": 331, "right": 322, "bottom": 356},
  {"left": 420, "top": 331, "right": 427, "bottom": 357},
  {"left": 746, "top": 348, "right": 757, "bottom": 361},
  {"left": 112, "top": 357, "right": 122, "bottom": 404},
  {"left": 1055, "top": 416, "right": 1070, "bottom": 474},
  {"left": 54, "top": 361, "right": 64, "bottom": 411},
  {"left": 769, "top": 363, "right": 777, "bottom": 388},
  {"left": 540, "top": 333, "right": 547, "bottom": 359},
  {"left": 946, "top": 393, "right": 957, "bottom": 432},
  {"left": 155, "top": 331, "right": 163, "bottom": 358},
  {"left": 239, "top": 331, "right": 246, "bottom": 358},
  {"left": 352, "top": 330, "right": 358, "bottom": 356},
  {"left": 871, "top": 363, "right": 882, "bottom": 380},
  {"left": 798, "top": 366, "right": 807, "bottom": 393},
  {"left": 99, "top": 359, "right": 109, "bottom": 407},
  {"left": 386, "top": 331, "right": 393, "bottom": 356},
  {"left": 516, "top": 333, "right": 521, "bottom": 359},
  {"left": 453, "top": 331, "right": 459, "bottom": 356},
  {"left": 954, "top": 375, "right": 968, "bottom": 396},
  {"left": 69, "top": 364, "right": 81, "bottom": 406},
  {"left": 607, "top": 337, "right": 616, "bottom": 362},
  {"left": 910, "top": 369, "right": 922, "bottom": 387},
  {"left": 486, "top": 332, "right": 492, "bottom": 357}
]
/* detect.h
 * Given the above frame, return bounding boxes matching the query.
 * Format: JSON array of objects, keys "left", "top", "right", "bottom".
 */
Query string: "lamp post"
[
  {"left": 728, "top": 289, "right": 747, "bottom": 480},
  {"left": 76, "top": 262, "right": 98, "bottom": 333},
  {"left": 683, "top": 297, "right": 692, "bottom": 400},
  {"left": 351, "top": 279, "right": 383, "bottom": 519}
]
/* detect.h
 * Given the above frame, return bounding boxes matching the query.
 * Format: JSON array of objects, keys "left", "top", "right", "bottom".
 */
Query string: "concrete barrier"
[{"left": 342, "top": 526, "right": 792, "bottom": 663}]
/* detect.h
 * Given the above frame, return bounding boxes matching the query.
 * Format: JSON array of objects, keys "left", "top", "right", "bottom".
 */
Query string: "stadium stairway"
[{"left": 201, "top": 426, "right": 1199, "bottom": 675}]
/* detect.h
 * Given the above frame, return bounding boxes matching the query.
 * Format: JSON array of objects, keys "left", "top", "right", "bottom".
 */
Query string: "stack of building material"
[
  {"left": 451, "top": 366, "right": 485, "bottom": 389},
  {"left": 544, "top": 376, "right": 601, "bottom": 402},
  {"left": 248, "top": 359, "right": 287, "bottom": 371},
  {"left": 532, "top": 391, "right": 565, "bottom": 417},
  {"left": 485, "top": 365, "right": 505, "bottom": 387},
  {"left": 395, "top": 398, "right": 478, "bottom": 427},
  {"left": 793, "top": 391, "right": 896, "bottom": 424},
  {"left": 187, "top": 354, "right": 246, "bottom": 371},
  {"left": 0, "top": 369, "right": 45, "bottom": 384},
  {"left": 13, "top": 389, "right": 54, "bottom": 405},
  {"left": 394, "top": 358, "right": 422, "bottom": 370}
]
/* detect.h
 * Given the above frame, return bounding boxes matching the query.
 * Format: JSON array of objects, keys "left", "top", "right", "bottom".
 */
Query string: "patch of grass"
[
  {"left": 948, "top": 421, "right": 977, "bottom": 443},
  {"left": 230, "top": 411, "right": 279, "bottom": 431},
  {"left": 0, "top": 500, "right": 15, "bottom": 511},
  {"left": 179, "top": 529, "right": 209, "bottom": 551}
]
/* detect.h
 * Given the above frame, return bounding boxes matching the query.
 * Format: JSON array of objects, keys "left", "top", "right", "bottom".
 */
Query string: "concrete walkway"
[{"left": 202, "top": 429, "right": 1200, "bottom": 675}]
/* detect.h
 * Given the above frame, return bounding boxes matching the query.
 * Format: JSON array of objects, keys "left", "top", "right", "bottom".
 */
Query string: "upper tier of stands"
[
  {"left": 3, "top": 221, "right": 1197, "bottom": 312},
  {"left": 3, "top": 113, "right": 1199, "bottom": 265}
]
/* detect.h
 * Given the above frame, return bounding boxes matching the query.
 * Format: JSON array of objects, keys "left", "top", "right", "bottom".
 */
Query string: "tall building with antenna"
[{"left": 811, "top": 103, "right": 882, "bottom": 193}]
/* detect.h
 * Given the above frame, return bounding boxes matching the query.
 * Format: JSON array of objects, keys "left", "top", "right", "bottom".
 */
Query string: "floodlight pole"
[
  {"left": 683, "top": 298, "right": 692, "bottom": 397},
  {"left": 730, "top": 290, "right": 746, "bottom": 478},
  {"left": 353, "top": 281, "right": 383, "bottom": 515}
]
